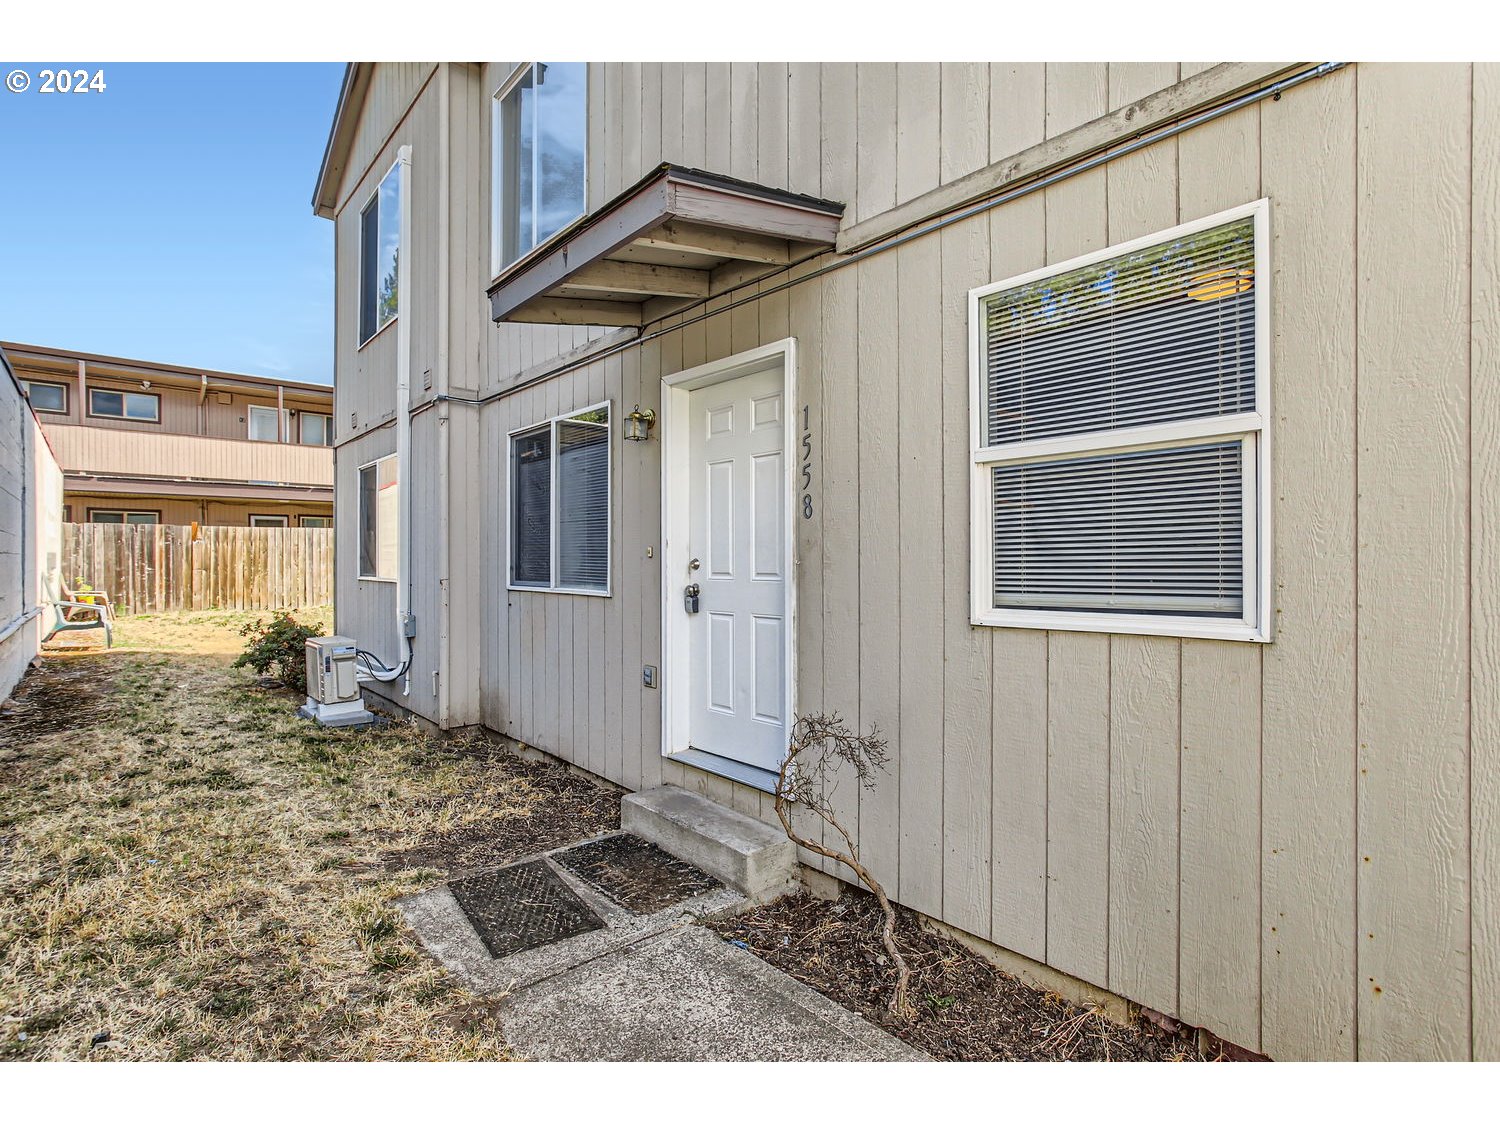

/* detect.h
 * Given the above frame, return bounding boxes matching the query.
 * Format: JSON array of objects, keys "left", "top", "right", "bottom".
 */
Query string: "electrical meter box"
[{"left": 298, "top": 635, "right": 374, "bottom": 727}]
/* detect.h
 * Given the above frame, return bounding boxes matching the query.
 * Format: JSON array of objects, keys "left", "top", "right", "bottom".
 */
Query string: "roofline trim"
[
  {"left": 0, "top": 341, "right": 332, "bottom": 396},
  {"left": 312, "top": 62, "right": 373, "bottom": 220}
]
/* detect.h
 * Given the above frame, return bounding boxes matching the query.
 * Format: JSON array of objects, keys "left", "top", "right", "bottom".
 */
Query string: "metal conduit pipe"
[{"left": 423, "top": 61, "right": 1345, "bottom": 416}]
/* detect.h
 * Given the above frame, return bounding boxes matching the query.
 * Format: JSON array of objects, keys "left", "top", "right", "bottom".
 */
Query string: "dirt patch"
[
  {"left": 554, "top": 834, "right": 719, "bottom": 914},
  {"left": 389, "top": 750, "right": 620, "bottom": 881},
  {"left": 716, "top": 889, "right": 1210, "bottom": 1062},
  {"left": 0, "top": 654, "right": 116, "bottom": 746},
  {"left": 0, "top": 609, "right": 618, "bottom": 1061}
]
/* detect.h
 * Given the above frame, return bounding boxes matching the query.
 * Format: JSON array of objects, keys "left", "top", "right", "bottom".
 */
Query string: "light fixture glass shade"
[{"left": 624, "top": 406, "right": 655, "bottom": 442}]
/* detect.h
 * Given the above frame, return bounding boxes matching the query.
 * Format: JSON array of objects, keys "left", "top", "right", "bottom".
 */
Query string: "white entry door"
[{"left": 684, "top": 365, "right": 787, "bottom": 772}]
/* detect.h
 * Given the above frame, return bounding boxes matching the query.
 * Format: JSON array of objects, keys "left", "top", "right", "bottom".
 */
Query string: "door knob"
[
  {"left": 689, "top": 557, "right": 701, "bottom": 571},
  {"left": 684, "top": 583, "right": 701, "bottom": 614}
]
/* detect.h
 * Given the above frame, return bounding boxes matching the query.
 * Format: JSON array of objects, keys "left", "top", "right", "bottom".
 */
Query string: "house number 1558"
[{"left": 801, "top": 405, "right": 813, "bottom": 519}]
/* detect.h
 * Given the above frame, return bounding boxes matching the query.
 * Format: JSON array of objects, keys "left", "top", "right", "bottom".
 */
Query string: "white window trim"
[
  {"left": 299, "top": 411, "right": 334, "bottom": 446},
  {"left": 967, "top": 198, "right": 1272, "bottom": 643},
  {"left": 505, "top": 400, "right": 612, "bottom": 597},
  {"left": 490, "top": 61, "right": 590, "bottom": 283},
  {"left": 247, "top": 404, "right": 288, "bottom": 443},
  {"left": 250, "top": 514, "right": 290, "bottom": 528},
  {"left": 356, "top": 452, "right": 399, "bottom": 583},
  {"left": 357, "top": 157, "right": 402, "bottom": 351}
]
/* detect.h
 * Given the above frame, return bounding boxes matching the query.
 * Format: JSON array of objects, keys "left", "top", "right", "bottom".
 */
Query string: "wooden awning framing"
[{"left": 487, "top": 164, "right": 845, "bottom": 327}]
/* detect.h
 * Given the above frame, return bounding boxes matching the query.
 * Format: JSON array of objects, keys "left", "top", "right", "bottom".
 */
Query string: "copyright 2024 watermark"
[{"left": 5, "top": 67, "right": 107, "bottom": 94}]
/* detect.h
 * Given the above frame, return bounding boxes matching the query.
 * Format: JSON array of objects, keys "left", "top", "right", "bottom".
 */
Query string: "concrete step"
[{"left": 622, "top": 786, "right": 798, "bottom": 902}]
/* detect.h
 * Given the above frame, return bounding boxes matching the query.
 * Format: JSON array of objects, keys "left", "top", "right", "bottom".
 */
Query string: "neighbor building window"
[
  {"left": 248, "top": 405, "right": 288, "bottom": 442},
  {"left": 22, "top": 380, "right": 67, "bottom": 414},
  {"left": 493, "top": 61, "right": 587, "bottom": 275},
  {"left": 89, "top": 388, "right": 160, "bottom": 422},
  {"left": 509, "top": 403, "right": 609, "bottom": 593},
  {"left": 250, "top": 514, "right": 289, "bottom": 528},
  {"left": 299, "top": 412, "right": 334, "bottom": 446},
  {"left": 301, "top": 515, "right": 332, "bottom": 528},
  {"left": 969, "top": 200, "right": 1269, "bottom": 642},
  {"left": 359, "top": 161, "right": 402, "bottom": 345},
  {"left": 358, "top": 454, "right": 399, "bottom": 580},
  {"left": 90, "top": 510, "right": 159, "bottom": 525}
]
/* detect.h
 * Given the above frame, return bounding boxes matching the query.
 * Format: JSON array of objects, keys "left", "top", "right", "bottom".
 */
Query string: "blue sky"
[{"left": 0, "top": 62, "right": 343, "bottom": 383}]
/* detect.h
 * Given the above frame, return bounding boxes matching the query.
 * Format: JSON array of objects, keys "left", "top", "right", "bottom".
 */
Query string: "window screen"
[
  {"left": 511, "top": 427, "right": 552, "bottom": 587},
  {"left": 972, "top": 206, "right": 1266, "bottom": 636}
]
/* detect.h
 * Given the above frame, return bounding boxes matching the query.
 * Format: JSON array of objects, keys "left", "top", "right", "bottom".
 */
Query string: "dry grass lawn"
[{"left": 0, "top": 608, "right": 617, "bottom": 1060}]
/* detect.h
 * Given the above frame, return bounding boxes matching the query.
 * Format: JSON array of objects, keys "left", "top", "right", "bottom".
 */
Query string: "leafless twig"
[{"left": 773, "top": 713, "right": 913, "bottom": 1018}]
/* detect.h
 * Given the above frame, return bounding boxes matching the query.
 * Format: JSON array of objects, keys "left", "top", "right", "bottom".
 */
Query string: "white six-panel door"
[{"left": 684, "top": 365, "right": 787, "bottom": 771}]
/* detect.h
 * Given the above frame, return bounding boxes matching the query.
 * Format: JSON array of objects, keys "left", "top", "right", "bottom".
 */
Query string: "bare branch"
[{"left": 773, "top": 712, "right": 913, "bottom": 1018}]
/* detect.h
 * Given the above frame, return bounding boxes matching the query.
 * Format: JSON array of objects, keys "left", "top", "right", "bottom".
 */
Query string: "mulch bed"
[{"left": 716, "top": 889, "right": 1210, "bottom": 1062}]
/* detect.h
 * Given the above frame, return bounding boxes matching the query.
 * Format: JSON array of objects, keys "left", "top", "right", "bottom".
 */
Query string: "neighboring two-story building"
[
  {"left": 2, "top": 342, "right": 335, "bottom": 527},
  {"left": 312, "top": 61, "right": 1499, "bottom": 1060}
]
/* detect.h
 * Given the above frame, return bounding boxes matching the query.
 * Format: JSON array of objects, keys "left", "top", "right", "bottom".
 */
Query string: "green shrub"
[{"left": 233, "top": 612, "right": 323, "bottom": 695}]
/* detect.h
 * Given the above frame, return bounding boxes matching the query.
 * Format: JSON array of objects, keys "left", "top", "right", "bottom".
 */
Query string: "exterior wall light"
[{"left": 624, "top": 405, "right": 656, "bottom": 442}]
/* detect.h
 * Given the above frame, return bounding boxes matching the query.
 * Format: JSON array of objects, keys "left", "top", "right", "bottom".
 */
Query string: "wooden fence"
[{"left": 62, "top": 523, "right": 333, "bottom": 614}]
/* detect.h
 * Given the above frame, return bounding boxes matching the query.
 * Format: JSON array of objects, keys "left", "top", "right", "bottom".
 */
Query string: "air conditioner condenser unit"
[{"left": 298, "top": 635, "right": 375, "bottom": 727}]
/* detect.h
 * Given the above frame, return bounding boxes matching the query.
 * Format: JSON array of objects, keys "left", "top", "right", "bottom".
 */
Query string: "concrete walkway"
[{"left": 398, "top": 835, "right": 924, "bottom": 1062}]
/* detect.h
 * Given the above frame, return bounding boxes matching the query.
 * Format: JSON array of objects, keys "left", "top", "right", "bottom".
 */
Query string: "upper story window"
[
  {"left": 492, "top": 62, "right": 587, "bottom": 276},
  {"left": 89, "top": 387, "right": 160, "bottom": 423},
  {"left": 299, "top": 412, "right": 334, "bottom": 446},
  {"left": 359, "top": 161, "right": 401, "bottom": 345},
  {"left": 248, "top": 405, "right": 288, "bottom": 442},
  {"left": 969, "top": 200, "right": 1269, "bottom": 643},
  {"left": 90, "top": 510, "right": 159, "bottom": 525},
  {"left": 22, "top": 380, "right": 67, "bottom": 414}
]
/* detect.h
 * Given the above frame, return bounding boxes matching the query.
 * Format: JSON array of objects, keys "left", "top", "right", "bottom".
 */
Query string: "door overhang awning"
[{"left": 487, "top": 164, "right": 845, "bottom": 327}]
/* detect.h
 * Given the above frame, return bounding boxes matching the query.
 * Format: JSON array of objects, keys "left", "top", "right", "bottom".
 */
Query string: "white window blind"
[
  {"left": 509, "top": 403, "right": 610, "bottom": 594},
  {"left": 970, "top": 201, "right": 1269, "bottom": 641}
]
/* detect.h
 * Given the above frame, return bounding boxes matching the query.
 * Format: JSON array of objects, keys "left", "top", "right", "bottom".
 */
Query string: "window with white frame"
[
  {"left": 299, "top": 412, "right": 334, "bottom": 446},
  {"left": 301, "top": 515, "right": 332, "bottom": 528},
  {"left": 359, "top": 161, "right": 401, "bottom": 345},
  {"left": 250, "top": 514, "right": 289, "bottom": 528},
  {"left": 492, "top": 62, "right": 587, "bottom": 275},
  {"left": 248, "top": 405, "right": 288, "bottom": 442},
  {"left": 969, "top": 201, "right": 1269, "bottom": 641},
  {"left": 358, "top": 454, "right": 399, "bottom": 580},
  {"left": 509, "top": 403, "right": 609, "bottom": 593}
]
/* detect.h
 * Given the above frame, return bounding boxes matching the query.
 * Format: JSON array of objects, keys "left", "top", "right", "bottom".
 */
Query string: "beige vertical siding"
[{"left": 328, "top": 61, "right": 1498, "bottom": 1059}]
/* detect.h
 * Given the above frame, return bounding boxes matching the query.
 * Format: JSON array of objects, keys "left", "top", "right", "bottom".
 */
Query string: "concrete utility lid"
[{"left": 486, "top": 164, "right": 845, "bottom": 327}]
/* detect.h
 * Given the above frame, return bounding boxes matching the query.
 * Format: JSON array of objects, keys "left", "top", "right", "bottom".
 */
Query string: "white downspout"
[
  {"left": 358, "top": 142, "right": 415, "bottom": 691},
  {"left": 395, "top": 142, "right": 414, "bottom": 696}
]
